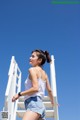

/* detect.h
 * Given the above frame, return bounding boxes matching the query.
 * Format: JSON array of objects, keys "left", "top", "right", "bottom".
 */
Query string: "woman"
[{"left": 12, "top": 49, "right": 54, "bottom": 120}]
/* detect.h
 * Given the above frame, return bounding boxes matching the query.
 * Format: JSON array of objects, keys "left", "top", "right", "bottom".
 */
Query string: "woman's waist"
[
  {"left": 24, "top": 92, "right": 44, "bottom": 100},
  {"left": 24, "top": 96, "right": 42, "bottom": 103}
]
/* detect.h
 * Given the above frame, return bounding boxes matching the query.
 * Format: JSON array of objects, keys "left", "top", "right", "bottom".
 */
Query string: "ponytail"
[{"left": 44, "top": 51, "right": 52, "bottom": 63}]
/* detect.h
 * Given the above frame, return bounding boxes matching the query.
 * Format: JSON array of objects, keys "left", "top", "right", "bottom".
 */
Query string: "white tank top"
[{"left": 24, "top": 75, "right": 46, "bottom": 100}]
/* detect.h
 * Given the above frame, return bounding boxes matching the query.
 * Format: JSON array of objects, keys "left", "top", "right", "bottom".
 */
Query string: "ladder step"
[
  {"left": 18, "top": 101, "right": 53, "bottom": 109},
  {"left": 16, "top": 110, "right": 54, "bottom": 118},
  {"left": 19, "top": 96, "right": 50, "bottom": 102}
]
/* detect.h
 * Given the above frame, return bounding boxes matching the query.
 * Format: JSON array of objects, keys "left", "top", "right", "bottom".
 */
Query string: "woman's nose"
[{"left": 29, "top": 57, "right": 32, "bottom": 61}]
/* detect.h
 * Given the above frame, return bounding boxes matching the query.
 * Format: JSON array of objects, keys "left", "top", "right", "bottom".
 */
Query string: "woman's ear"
[{"left": 38, "top": 58, "right": 42, "bottom": 64}]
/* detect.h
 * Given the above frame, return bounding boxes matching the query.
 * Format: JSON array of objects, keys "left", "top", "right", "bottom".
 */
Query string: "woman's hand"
[
  {"left": 51, "top": 101, "right": 54, "bottom": 106},
  {"left": 12, "top": 94, "right": 19, "bottom": 102},
  {"left": 51, "top": 101, "right": 60, "bottom": 107}
]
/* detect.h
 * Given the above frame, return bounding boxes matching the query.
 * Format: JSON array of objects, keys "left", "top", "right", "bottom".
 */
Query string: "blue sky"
[{"left": 0, "top": 0, "right": 80, "bottom": 120}]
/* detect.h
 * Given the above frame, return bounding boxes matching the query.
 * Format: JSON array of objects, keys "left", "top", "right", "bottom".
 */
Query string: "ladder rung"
[
  {"left": 18, "top": 101, "right": 53, "bottom": 109},
  {"left": 16, "top": 110, "right": 54, "bottom": 118},
  {"left": 19, "top": 96, "right": 50, "bottom": 102}
]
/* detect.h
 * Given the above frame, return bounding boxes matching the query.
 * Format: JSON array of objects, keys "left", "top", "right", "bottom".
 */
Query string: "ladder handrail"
[
  {"left": 3, "top": 56, "right": 22, "bottom": 120},
  {"left": 50, "top": 55, "right": 59, "bottom": 120}
]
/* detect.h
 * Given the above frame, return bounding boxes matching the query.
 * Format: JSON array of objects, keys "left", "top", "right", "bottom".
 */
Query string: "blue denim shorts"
[{"left": 24, "top": 96, "right": 46, "bottom": 120}]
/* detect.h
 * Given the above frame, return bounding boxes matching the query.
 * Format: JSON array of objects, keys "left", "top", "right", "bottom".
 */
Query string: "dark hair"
[{"left": 32, "top": 49, "right": 52, "bottom": 66}]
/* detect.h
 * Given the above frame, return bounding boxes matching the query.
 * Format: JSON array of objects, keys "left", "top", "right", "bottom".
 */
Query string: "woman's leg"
[
  {"left": 38, "top": 118, "right": 44, "bottom": 120},
  {"left": 22, "top": 110, "right": 40, "bottom": 120}
]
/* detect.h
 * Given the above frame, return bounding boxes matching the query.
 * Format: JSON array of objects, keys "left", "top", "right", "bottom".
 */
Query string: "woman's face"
[{"left": 29, "top": 52, "right": 40, "bottom": 66}]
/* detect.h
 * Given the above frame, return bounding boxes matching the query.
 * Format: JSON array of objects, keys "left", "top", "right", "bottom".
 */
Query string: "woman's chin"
[{"left": 29, "top": 62, "right": 33, "bottom": 66}]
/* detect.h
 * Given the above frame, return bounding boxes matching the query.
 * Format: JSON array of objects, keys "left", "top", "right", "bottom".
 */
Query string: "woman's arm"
[
  {"left": 20, "top": 67, "right": 39, "bottom": 96},
  {"left": 46, "top": 75, "right": 54, "bottom": 105},
  {"left": 12, "top": 67, "right": 39, "bottom": 102}
]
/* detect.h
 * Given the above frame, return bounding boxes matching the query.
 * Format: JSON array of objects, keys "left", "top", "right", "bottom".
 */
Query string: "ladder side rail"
[
  {"left": 7, "top": 74, "right": 15, "bottom": 120},
  {"left": 3, "top": 56, "right": 17, "bottom": 120},
  {"left": 2, "top": 56, "right": 21, "bottom": 120},
  {"left": 4, "top": 56, "right": 15, "bottom": 112},
  {"left": 17, "top": 65, "right": 21, "bottom": 74},
  {"left": 10, "top": 63, "right": 18, "bottom": 120},
  {"left": 50, "top": 55, "right": 59, "bottom": 120},
  {"left": 13, "top": 72, "right": 22, "bottom": 120},
  {"left": 17, "top": 72, "right": 21, "bottom": 93},
  {"left": 9, "top": 59, "right": 22, "bottom": 120},
  {"left": 5, "top": 56, "right": 15, "bottom": 101},
  {"left": 7, "top": 59, "right": 17, "bottom": 120}
]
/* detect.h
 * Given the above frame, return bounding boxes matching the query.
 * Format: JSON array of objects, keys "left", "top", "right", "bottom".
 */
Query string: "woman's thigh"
[{"left": 22, "top": 110, "right": 40, "bottom": 120}]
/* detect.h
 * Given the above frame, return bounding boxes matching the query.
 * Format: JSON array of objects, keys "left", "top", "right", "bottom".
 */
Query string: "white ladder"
[
  {"left": 1, "top": 55, "right": 59, "bottom": 120},
  {"left": 1, "top": 56, "right": 22, "bottom": 120}
]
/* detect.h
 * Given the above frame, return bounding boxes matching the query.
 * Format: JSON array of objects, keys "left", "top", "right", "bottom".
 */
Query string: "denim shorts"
[{"left": 24, "top": 96, "right": 46, "bottom": 120}]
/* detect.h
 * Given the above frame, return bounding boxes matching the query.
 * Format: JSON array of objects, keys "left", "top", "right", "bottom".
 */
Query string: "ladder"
[{"left": 1, "top": 55, "right": 59, "bottom": 120}]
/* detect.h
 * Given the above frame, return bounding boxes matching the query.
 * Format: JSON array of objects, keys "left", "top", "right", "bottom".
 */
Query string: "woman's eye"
[{"left": 31, "top": 55, "right": 35, "bottom": 58}]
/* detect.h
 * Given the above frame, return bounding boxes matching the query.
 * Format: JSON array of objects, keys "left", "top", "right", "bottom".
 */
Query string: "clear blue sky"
[{"left": 0, "top": 0, "right": 80, "bottom": 120}]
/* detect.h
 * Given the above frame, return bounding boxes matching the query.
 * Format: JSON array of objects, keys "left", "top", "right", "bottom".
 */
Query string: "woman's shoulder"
[
  {"left": 28, "top": 67, "right": 36, "bottom": 73},
  {"left": 36, "top": 67, "right": 48, "bottom": 80}
]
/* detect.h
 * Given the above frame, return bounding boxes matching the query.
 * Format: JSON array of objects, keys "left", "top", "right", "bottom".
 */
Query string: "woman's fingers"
[
  {"left": 12, "top": 96, "right": 16, "bottom": 102},
  {"left": 12, "top": 94, "right": 19, "bottom": 102}
]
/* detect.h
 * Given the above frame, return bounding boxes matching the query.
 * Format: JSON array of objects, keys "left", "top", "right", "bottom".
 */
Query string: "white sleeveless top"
[{"left": 24, "top": 75, "right": 46, "bottom": 100}]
